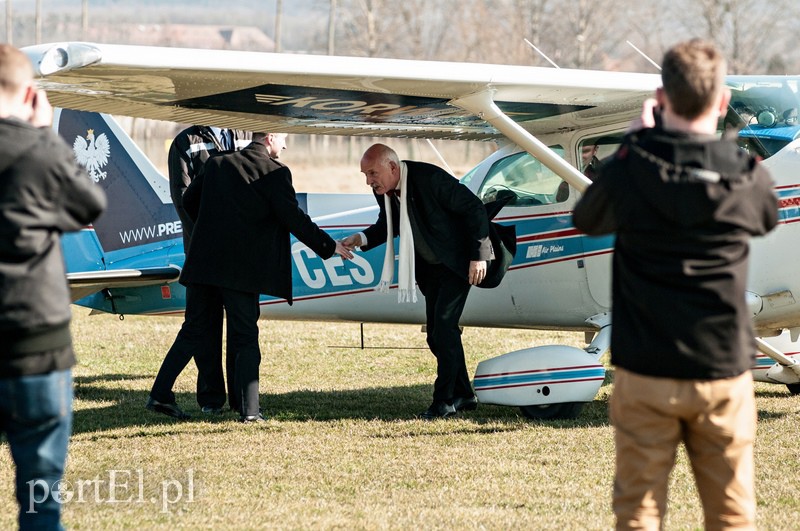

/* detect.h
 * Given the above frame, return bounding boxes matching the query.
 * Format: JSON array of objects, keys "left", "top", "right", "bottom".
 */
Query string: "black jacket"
[
  {"left": 168, "top": 125, "right": 251, "bottom": 251},
  {"left": 361, "top": 160, "right": 492, "bottom": 280},
  {"left": 573, "top": 126, "right": 778, "bottom": 379},
  {"left": 180, "top": 142, "right": 336, "bottom": 303},
  {"left": 0, "top": 118, "right": 106, "bottom": 377}
]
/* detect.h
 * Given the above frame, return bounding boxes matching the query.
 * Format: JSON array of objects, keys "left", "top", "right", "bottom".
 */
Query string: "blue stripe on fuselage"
[{"left": 473, "top": 367, "right": 606, "bottom": 390}]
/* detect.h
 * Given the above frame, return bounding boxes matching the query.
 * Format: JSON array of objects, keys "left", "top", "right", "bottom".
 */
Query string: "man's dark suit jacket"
[
  {"left": 360, "top": 160, "right": 492, "bottom": 280},
  {"left": 180, "top": 142, "right": 336, "bottom": 304}
]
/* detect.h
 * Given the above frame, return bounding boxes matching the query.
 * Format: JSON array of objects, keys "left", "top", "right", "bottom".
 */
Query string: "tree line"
[{"left": 5, "top": 0, "right": 799, "bottom": 74}]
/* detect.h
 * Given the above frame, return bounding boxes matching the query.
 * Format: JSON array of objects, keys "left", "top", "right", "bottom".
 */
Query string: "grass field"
[{"left": 2, "top": 310, "right": 800, "bottom": 530}]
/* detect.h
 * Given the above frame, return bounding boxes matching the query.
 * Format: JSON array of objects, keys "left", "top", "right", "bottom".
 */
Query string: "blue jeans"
[{"left": 0, "top": 369, "right": 73, "bottom": 531}]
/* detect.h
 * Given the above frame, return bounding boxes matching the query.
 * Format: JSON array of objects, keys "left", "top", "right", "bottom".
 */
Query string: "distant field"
[{"left": 1, "top": 310, "right": 799, "bottom": 529}]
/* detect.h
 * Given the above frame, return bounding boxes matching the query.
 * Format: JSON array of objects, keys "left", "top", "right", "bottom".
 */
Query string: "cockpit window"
[
  {"left": 723, "top": 76, "right": 800, "bottom": 159},
  {"left": 564, "top": 135, "right": 623, "bottom": 201},
  {"left": 476, "top": 146, "right": 565, "bottom": 206}
]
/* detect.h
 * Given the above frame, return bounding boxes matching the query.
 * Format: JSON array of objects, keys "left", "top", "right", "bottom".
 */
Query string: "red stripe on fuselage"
[{"left": 476, "top": 376, "right": 605, "bottom": 391}]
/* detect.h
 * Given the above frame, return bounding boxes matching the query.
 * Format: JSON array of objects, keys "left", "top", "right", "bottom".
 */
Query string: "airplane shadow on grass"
[{"left": 70, "top": 373, "right": 614, "bottom": 436}]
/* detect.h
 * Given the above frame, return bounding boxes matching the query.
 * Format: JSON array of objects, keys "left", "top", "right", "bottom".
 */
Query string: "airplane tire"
[
  {"left": 519, "top": 402, "right": 584, "bottom": 420},
  {"left": 787, "top": 383, "right": 800, "bottom": 395}
]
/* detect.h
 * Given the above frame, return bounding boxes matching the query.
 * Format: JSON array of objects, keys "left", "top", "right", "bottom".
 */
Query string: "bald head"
[
  {"left": 0, "top": 44, "right": 33, "bottom": 95},
  {"left": 0, "top": 44, "right": 38, "bottom": 122},
  {"left": 362, "top": 143, "right": 399, "bottom": 165},
  {"left": 361, "top": 143, "right": 400, "bottom": 195},
  {"left": 253, "top": 132, "right": 288, "bottom": 158}
]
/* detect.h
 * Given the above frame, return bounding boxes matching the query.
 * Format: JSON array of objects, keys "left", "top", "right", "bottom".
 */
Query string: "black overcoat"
[
  {"left": 181, "top": 142, "right": 336, "bottom": 303},
  {"left": 360, "top": 160, "right": 492, "bottom": 281}
]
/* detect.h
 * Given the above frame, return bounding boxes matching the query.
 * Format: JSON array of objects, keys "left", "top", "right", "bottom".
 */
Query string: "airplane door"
[
  {"left": 581, "top": 234, "right": 613, "bottom": 308},
  {"left": 468, "top": 147, "right": 597, "bottom": 327},
  {"left": 572, "top": 136, "right": 623, "bottom": 310}
]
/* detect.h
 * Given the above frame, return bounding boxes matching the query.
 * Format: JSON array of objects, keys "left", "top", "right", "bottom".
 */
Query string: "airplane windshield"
[
  {"left": 473, "top": 146, "right": 566, "bottom": 206},
  {"left": 723, "top": 76, "right": 800, "bottom": 159}
]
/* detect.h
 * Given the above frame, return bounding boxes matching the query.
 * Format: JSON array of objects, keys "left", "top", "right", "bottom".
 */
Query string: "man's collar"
[{"left": 395, "top": 161, "right": 408, "bottom": 192}]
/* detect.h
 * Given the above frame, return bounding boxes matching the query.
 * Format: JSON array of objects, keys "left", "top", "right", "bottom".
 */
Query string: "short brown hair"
[
  {"left": 0, "top": 44, "right": 33, "bottom": 96},
  {"left": 661, "top": 39, "right": 726, "bottom": 120}
]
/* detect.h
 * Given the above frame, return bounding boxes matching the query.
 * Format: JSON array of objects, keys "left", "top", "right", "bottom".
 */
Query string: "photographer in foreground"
[{"left": 574, "top": 39, "right": 778, "bottom": 530}]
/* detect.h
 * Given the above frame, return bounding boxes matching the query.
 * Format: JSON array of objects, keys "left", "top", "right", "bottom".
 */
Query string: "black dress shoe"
[
  {"left": 240, "top": 413, "right": 267, "bottom": 423},
  {"left": 146, "top": 396, "right": 190, "bottom": 420},
  {"left": 453, "top": 395, "right": 478, "bottom": 412},
  {"left": 419, "top": 401, "right": 457, "bottom": 420},
  {"left": 200, "top": 406, "right": 224, "bottom": 414}
]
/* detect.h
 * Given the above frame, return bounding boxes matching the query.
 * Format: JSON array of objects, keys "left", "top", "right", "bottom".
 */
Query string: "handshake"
[{"left": 333, "top": 233, "right": 362, "bottom": 260}]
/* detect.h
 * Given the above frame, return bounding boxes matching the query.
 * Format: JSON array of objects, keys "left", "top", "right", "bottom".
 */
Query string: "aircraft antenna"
[
  {"left": 425, "top": 139, "right": 456, "bottom": 176},
  {"left": 523, "top": 38, "right": 560, "bottom": 69},
  {"left": 626, "top": 40, "right": 661, "bottom": 71}
]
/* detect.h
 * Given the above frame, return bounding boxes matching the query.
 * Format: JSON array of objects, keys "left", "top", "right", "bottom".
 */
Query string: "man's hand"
[
  {"left": 30, "top": 89, "right": 53, "bottom": 128},
  {"left": 468, "top": 260, "right": 487, "bottom": 286},
  {"left": 341, "top": 234, "right": 362, "bottom": 250},
  {"left": 334, "top": 241, "right": 354, "bottom": 260},
  {"left": 626, "top": 98, "right": 659, "bottom": 133}
]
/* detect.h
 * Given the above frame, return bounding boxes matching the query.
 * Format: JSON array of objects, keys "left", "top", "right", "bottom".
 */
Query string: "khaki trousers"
[{"left": 610, "top": 368, "right": 756, "bottom": 531}]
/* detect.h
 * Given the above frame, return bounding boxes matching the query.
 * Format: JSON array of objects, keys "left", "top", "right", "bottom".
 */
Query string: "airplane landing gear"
[{"left": 519, "top": 402, "right": 584, "bottom": 420}]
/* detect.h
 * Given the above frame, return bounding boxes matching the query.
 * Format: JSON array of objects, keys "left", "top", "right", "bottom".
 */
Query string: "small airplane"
[{"left": 22, "top": 42, "right": 800, "bottom": 419}]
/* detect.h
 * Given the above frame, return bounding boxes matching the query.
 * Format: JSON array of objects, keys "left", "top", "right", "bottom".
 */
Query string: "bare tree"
[
  {"left": 393, "top": 0, "right": 452, "bottom": 60},
  {"left": 726, "top": 0, "right": 794, "bottom": 74},
  {"left": 553, "top": 0, "right": 622, "bottom": 69},
  {"left": 328, "top": 0, "right": 337, "bottom": 55},
  {"left": 5, "top": 0, "right": 12, "bottom": 45},
  {"left": 670, "top": 0, "right": 795, "bottom": 74},
  {"left": 82, "top": 0, "right": 88, "bottom": 40},
  {"left": 514, "top": 0, "right": 552, "bottom": 66},
  {"left": 624, "top": 1, "right": 674, "bottom": 72},
  {"left": 35, "top": 0, "right": 41, "bottom": 44},
  {"left": 336, "top": 0, "right": 395, "bottom": 57},
  {"left": 275, "top": 0, "right": 283, "bottom": 52},
  {"left": 447, "top": 1, "right": 516, "bottom": 64}
]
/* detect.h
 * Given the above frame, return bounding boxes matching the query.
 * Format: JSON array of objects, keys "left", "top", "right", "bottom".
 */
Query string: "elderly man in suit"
[
  {"left": 165, "top": 132, "right": 351, "bottom": 422},
  {"left": 343, "top": 144, "right": 492, "bottom": 419}
]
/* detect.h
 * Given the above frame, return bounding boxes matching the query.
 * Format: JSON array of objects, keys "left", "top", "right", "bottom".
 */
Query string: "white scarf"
[{"left": 377, "top": 162, "right": 417, "bottom": 303}]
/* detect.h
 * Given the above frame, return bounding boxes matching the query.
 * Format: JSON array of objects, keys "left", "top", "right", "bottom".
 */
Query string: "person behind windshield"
[
  {"left": 556, "top": 142, "right": 599, "bottom": 202},
  {"left": 726, "top": 102, "right": 755, "bottom": 131},
  {"left": 783, "top": 107, "right": 798, "bottom": 126}
]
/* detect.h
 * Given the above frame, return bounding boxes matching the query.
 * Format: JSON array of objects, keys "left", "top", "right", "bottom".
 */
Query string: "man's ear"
[
  {"left": 23, "top": 83, "right": 35, "bottom": 100},
  {"left": 717, "top": 87, "right": 732, "bottom": 115},
  {"left": 655, "top": 87, "right": 666, "bottom": 108},
  {"left": 21, "top": 83, "right": 37, "bottom": 107},
  {"left": 18, "top": 84, "right": 37, "bottom": 121}
]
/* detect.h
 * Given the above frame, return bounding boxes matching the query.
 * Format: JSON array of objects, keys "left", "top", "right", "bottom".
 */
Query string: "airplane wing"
[
  {"left": 68, "top": 266, "right": 181, "bottom": 301},
  {"left": 23, "top": 42, "right": 660, "bottom": 141}
]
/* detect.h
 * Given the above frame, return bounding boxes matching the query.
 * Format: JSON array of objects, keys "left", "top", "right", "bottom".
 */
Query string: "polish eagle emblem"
[{"left": 73, "top": 128, "right": 111, "bottom": 182}]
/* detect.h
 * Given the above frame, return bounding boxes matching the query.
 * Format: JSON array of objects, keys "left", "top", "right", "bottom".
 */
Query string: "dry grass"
[{"left": 1, "top": 311, "right": 800, "bottom": 529}]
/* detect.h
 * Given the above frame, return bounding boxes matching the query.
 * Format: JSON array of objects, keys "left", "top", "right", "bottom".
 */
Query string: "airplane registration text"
[{"left": 292, "top": 242, "right": 375, "bottom": 289}]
